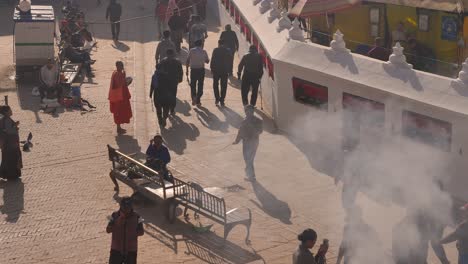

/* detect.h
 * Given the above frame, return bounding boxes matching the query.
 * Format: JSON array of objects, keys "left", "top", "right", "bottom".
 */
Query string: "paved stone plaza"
[{"left": 0, "top": 0, "right": 460, "bottom": 263}]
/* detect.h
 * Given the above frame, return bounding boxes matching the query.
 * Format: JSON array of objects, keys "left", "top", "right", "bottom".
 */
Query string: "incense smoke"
[{"left": 288, "top": 104, "right": 454, "bottom": 263}]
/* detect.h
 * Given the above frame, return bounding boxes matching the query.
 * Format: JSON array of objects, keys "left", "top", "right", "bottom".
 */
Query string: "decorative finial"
[
  {"left": 330, "top": 30, "right": 349, "bottom": 53},
  {"left": 277, "top": 11, "right": 292, "bottom": 32},
  {"left": 268, "top": 1, "right": 281, "bottom": 23},
  {"left": 452, "top": 58, "right": 468, "bottom": 88},
  {"left": 387, "top": 42, "right": 413, "bottom": 69},
  {"left": 288, "top": 18, "right": 305, "bottom": 42},
  {"left": 252, "top": 0, "right": 262, "bottom": 5},
  {"left": 259, "top": 0, "right": 271, "bottom": 14}
]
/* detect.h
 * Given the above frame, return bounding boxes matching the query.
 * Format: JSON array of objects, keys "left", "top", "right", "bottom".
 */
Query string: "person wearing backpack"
[{"left": 0, "top": 106, "right": 22, "bottom": 181}]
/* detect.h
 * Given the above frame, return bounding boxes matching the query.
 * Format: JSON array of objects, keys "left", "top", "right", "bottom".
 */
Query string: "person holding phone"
[{"left": 106, "top": 197, "right": 144, "bottom": 264}]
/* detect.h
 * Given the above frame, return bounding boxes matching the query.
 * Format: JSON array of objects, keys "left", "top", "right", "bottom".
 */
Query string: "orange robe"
[{"left": 108, "top": 70, "right": 132, "bottom": 125}]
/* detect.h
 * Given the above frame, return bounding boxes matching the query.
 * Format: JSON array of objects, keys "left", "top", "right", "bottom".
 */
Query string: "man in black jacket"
[
  {"left": 150, "top": 64, "right": 171, "bottom": 128},
  {"left": 106, "top": 0, "right": 122, "bottom": 41},
  {"left": 159, "top": 49, "right": 183, "bottom": 115},
  {"left": 220, "top": 24, "right": 239, "bottom": 75},
  {"left": 238, "top": 45, "right": 264, "bottom": 107},
  {"left": 210, "top": 39, "right": 231, "bottom": 107}
]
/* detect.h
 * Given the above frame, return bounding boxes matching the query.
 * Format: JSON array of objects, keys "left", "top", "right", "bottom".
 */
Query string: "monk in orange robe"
[{"left": 108, "top": 61, "right": 132, "bottom": 134}]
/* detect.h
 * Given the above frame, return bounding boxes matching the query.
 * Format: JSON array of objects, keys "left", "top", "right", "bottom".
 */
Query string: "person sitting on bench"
[
  {"left": 63, "top": 43, "right": 95, "bottom": 77},
  {"left": 145, "top": 135, "right": 172, "bottom": 181},
  {"left": 40, "top": 58, "right": 61, "bottom": 102}
]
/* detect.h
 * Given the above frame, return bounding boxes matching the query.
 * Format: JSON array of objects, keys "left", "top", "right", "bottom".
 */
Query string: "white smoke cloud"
[{"left": 288, "top": 103, "right": 454, "bottom": 264}]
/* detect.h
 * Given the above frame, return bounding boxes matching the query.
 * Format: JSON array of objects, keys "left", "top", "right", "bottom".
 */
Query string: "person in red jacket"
[{"left": 107, "top": 197, "right": 144, "bottom": 264}]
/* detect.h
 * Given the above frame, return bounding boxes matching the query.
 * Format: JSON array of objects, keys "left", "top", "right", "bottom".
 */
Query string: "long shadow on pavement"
[
  {"left": 250, "top": 180, "right": 292, "bottom": 225},
  {"left": 194, "top": 106, "right": 229, "bottom": 133},
  {"left": 0, "top": 179, "right": 24, "bottom": 223},
  {"left": 115, "top": 134, "right": 145, "bottom": 159},
  {"left": 134, "top": 200, "right": 262, "bottom": 264},
  {"left": 161, "top": 115, "right": 200, "bottom": 155}
]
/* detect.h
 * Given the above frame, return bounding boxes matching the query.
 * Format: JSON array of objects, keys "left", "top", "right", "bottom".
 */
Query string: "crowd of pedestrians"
[{"left": 98, "top": 2, "right": 468, "bottom": 264}]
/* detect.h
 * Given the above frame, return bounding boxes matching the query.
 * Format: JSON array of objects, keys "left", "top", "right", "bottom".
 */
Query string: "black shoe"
[{"left": 220, "top": 101, "right": 225, "bottom": 107}]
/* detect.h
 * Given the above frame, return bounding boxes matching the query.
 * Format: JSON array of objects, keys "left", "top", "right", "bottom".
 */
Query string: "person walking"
[
  {"left": 106, "top": 0, "right": 122, "bottom": 41},
  {"left": 238, "top": 45, "right": 264, "bottom": 107},
  {"left": 154, "top": 0, "right": 169, "bottom": 39},
  {"left": 196, "top": 0, "right": 207, "bottom": 21},
  {"left": 293, "top": 229, "right": 318, "bottom": 264},
  {"left": 210, "top": 39, "right": 231, "bottom": 107},
  {"left": 159, "top": 49, "right": 183, "bottom": 115},
  {"left": 188, "top": 15, "right": 207, "bottom": 49},
  {"left": 108, "top": 61, "right": 132, "bottom": 134},
  {"left": 440, "top": 203, "right": 468, "bottom": 264},
  {"left": 186, "top": 39, "right": 209, "bottom": 106},
  {"left": 220, "top": 24, "right": 239, "bottom": 75},
  {"left": 233, "top": 106, "right": 262, "bottom": 180},
  {"left": 150, "top": 64, "right": 171, "bottom": 128},
  {"left": 155, "top": 30, "right": 176, "bottom": 64},
  {"left": 0, "top": 106, "right": 22, "bottom": 181},
  {"left": 167, "top": 9, "right": 185, "bottom": 52},
  {"left": 107, "top": 197, "right": 144, "bottom": 264}
]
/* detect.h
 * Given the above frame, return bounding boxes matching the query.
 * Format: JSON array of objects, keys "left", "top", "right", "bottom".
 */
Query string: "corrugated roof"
[
  {"left": 289, "top": 0, "right": 467, "bottom": 17},
  {"left": 369, "top": 0, "right": 465, "bottom": 13},
  {"left": 289, "top": 0, "right": 360, "bottom": 17}
]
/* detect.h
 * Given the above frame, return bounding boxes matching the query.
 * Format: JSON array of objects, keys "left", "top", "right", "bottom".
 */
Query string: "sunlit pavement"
[{"left": 0, "top": 0, "right": 459, "bottom": 263}]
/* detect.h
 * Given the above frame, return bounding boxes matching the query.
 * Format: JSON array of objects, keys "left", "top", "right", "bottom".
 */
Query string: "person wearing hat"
[
  {"left": 238, "top": 45, "right": 264, "bottom": 107},
  {"left": 106, "top": 197, "right": 144, "bottom": 264},
  {"left": 293, "top": 228, "right": 318, "bottom": 264},
  {"left": 440, "top": 203, "right": 468, "bottom": 264}
]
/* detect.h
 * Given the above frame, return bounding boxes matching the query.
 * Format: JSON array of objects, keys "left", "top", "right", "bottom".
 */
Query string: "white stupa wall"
[
  {"left": 209, "top": 0, "right": 289, "bottom": 119},
  {"left": 210, "top": 0, "right": 468, "bottom": 201}
]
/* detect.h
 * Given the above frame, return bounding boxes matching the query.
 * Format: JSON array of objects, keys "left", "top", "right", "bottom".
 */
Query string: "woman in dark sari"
[{"left": 0, "top": 106, "right": 22, "bottom": 181}]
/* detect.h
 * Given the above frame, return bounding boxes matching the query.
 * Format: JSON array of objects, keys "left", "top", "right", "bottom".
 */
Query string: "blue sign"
[{"left": 441, "top": 16, "right": 458, "bottom": 41}]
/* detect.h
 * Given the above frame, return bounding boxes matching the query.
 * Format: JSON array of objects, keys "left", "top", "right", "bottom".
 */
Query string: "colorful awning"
[
  {"left": 289, "top": 0, "right": 360, "bottom": 17},
  {"left": 369, "top": 0, "right": 465, "bottom": 13}
]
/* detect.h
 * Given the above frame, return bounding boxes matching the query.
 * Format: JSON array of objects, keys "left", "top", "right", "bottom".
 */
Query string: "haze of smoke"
[{"left": 289, "top": 105, "right": 454, "bottom": 264}]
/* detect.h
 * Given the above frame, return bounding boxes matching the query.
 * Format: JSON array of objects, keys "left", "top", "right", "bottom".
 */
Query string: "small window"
[
  {"left": 343, "top": 93, "right": 385, "bottom": 128},
  {"left": 402, "top": 111, "right": 452, "bottom": 151},
  {"left": 292, "top": 77, "right": 328, "bottom": 110}
]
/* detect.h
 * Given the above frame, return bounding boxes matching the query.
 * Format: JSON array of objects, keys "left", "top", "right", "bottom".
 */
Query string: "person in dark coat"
[
  {"left": 238, "top": 45, "right": 264, "bottom": 107},
  {"left": 220, "top": 24, "right": 239, "bottom": 75},
  {"left": 150, "top": 64, "right": 171, "bottom": 128},
  {"left": 293, "top": 229, "right": 318, "bottom": 264},
  {"left": 159, "top": 49, "right": 183, "bottom": 115},
  {"left": 210, "top": 39, "right": 231, "bottom": 107},
  {"left": 106, "top": 0, "right": 122, "bottom": 41},
  {"left": 167, "top": 9, "right": 185, "bottom": 52},
  {"left": 107, "top": 197, "right": 144, "bottom": 264},
  {"left": 0, "top": 106, "right": 22, "bottom": 181},
  {"left": 196, "top": 0, "right": 207, "bottom": 21}
]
